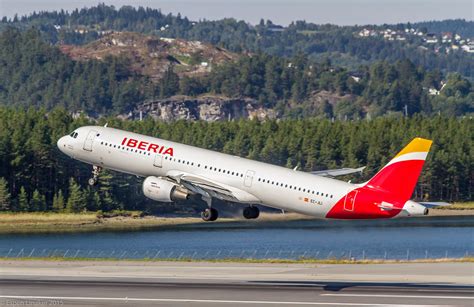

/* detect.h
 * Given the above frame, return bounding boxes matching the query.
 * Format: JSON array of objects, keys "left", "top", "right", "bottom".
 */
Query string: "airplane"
[{"left": 57, "top": 125, "right": 433, "bottom": 221}]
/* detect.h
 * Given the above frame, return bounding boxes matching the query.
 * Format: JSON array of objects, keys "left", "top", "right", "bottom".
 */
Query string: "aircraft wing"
[
  {"left": 310, "top": 166, "right": 365, "bottom": 177},
  {"left": 165, "top": 170, "right": 260, "bottom": 203}
]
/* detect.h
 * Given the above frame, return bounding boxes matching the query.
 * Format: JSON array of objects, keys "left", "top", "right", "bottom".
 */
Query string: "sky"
[{"left": 0, "top": 0, "right": 472, "bottom": 25}]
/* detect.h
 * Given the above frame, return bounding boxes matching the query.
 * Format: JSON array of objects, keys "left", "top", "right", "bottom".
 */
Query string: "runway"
[{"left": 0, "top": 261, "right": 473, "bottom": 306}]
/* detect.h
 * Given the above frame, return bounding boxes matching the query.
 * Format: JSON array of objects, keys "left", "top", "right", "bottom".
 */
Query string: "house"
[
  {"left": 441, "top": 32, "right": 453, "bottom": 43},
  {"left": 461, "top": 43, "right": 474, "bottom": 53},
  {"left": 425, "top": 33, "right": 438, "bottom": 44}
]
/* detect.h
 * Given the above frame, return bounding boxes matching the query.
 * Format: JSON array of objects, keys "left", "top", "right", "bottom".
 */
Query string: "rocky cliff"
[{"left": 130, "top": 95, "right": 278, "bottom": 121}]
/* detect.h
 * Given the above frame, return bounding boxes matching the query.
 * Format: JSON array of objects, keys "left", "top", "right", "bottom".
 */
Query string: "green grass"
[
  {"left": 0, "top": 211, "right": 203, "bottom": 234},
  {"left": 434, "top": 202, "right": 474, "bottom": 210}
]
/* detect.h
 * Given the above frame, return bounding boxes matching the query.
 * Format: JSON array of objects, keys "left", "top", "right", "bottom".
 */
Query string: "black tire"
[
  {"left": 243, "top": 206, "right": 259, "bottom": 219},
  {"left": 88, "top": 178, "right": 97, "bottom": 186},
  {"left": 209, "top": 208, "right": 218, "bottom": 221},
  {"left": 201, "top": 208, "right": 218, "bottom": 222},
  {"left": 252, "top": 206, "right": 260, "bottom": 219}
]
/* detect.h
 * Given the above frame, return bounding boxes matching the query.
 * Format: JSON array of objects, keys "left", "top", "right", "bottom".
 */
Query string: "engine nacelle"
[{"left": 142, "top": 176, "right": 189, "bottom": 202}]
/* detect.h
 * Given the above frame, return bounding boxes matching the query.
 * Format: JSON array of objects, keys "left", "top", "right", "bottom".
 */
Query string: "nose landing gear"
[
  {"left": 243, "top": 206, "right": 259, "bottom": 219},
  {"left": 88, "top": 165, "right": 102, "bottom": 186}
]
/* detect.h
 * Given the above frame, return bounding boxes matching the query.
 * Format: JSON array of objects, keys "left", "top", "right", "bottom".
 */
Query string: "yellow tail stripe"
[{"left": 394, "top": 138, "right": 433, "bottom": 159}]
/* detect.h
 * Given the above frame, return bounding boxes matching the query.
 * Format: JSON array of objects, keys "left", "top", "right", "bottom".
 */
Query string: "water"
[{"left": 1, "top": 216, "right": 473, "bottom": 260}]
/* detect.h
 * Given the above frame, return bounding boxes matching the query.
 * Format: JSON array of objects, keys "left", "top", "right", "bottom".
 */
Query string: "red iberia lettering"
[
  {"left": 163, "top": 147, "right": 174, "bottom": 156},
  {"left": 127, "top": 138, "right": 138, "bottom": 147},
  {"left": 122, "top": 137, "right": 174, "bottom": 157},
  {"left": 148, "top": 144, "right": 159, "bottom": 153},
  {"left": 138, "top": 141, "right": 148, "bottom": 150}
]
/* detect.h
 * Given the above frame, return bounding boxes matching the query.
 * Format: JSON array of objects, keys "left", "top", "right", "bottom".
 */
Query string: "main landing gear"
[
  {"left": 201, "top": 195, "right": 218, "bottom": 222},
  {"left": 88, "top": 165, "right": 102, "bottom": 186},
  {"left": 243, "top": 206, "right": 259, "bottom": 219}
]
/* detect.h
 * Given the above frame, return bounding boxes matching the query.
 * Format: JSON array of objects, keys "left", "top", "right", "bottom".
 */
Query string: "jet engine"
[{"left": 142, "top": 176, "right": 189, "bottom": 202}]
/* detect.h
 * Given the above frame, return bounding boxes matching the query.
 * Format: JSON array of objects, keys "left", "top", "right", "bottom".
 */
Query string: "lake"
[{"left": 1, "top": 216, "right": 473, "bottom": 260}]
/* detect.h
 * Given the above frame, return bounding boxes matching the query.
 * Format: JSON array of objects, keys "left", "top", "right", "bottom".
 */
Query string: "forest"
[
  {"left": 0, "top": 107, "right": 471, "bottom": 213},
  {"left": 0, "top": 28, "right": 472, "bottom": 117},
  {"left": 2, "top": 5, "right": 472, "bottom": 78}
]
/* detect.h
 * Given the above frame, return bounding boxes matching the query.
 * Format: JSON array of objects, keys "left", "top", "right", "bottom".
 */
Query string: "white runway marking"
[
  {"left": 322, "top": 293, "right": 474, "bottom": 300},
  {"left": 0, "top": 295, "right": 443, "bottom": 306}
]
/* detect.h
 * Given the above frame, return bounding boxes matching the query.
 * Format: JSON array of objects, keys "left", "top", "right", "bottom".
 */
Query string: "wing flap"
[{"left": 166, "top": 170, "right": 260, "bottom": 203}]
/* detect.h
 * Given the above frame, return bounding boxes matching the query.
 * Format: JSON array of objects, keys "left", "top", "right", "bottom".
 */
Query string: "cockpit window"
[{"left": 69, "top": 132, "right": 79, "bottom": 138}]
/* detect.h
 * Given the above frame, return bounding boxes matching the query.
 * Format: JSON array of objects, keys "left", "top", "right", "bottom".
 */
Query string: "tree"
[
  {"left": 66, "top": 178, "right": 86, "bottom": 213},
  {"left": 18, "top": 186, "right": 29, "bottom": 212},
  {"left": 52, "top": 190, "right": 65, "bottom": 212},
  {"left": 0, "top": 177, "right": 11, "bottom": 211},
  {"left": 30, "top": 189, "right": 45, "bottom": 211}
]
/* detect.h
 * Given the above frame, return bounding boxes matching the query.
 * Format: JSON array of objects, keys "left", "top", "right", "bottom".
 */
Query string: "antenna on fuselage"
[{"left": 104, "top": 123, "right": 108, "bottom": 127}]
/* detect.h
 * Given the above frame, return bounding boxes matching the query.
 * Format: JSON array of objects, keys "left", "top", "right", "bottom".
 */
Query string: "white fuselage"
[{"left": 58, "top": 126, "right": 355, "bottom": 217}]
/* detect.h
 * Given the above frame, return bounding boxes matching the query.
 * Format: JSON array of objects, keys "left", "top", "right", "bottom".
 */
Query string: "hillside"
[
  {"left": 60, "top": 32, "right": 238, "bottom": 82},
  {"left": 0, "top": 28, "right": 472, "bottom": 118},
  {"left": 2, "top": 5, "right": 472, "bottom": 79}
]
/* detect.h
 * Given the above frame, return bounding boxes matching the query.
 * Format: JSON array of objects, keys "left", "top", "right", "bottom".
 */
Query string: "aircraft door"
[
  {"left": 83, "top": 130, "right": 98, "bottom": 152},
  {"left": 153, "top": 154, "right": 163, "bottom": 168},
  {"left": 344, "top": 189, "right": 358, "bottom": 211},
  {"left": 244, "top": 170, "right": 255, "bottom": 188}
]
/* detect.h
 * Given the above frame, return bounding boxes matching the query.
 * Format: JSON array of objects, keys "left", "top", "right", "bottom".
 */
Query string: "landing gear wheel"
[
  {"left": 88, "top": 178, "right": 98, "bottom": 186},
  {"left": 201, "top": 208, "right": 218, "bottom": 222},
  {"left": 88, "top": 165, "right": 102, "bottom": 186},
  {"left": 243, "top": 206, "right": 259, "bottom": 219}
]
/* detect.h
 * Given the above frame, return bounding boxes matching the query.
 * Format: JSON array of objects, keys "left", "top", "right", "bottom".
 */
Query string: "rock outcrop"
[{"left": 132, "top": 95, "right": 277, "bottom": 121}]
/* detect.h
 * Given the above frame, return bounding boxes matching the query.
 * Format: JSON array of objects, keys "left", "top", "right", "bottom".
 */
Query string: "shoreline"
[
  {"left": 0, "top": 209, "right": 473, "bottom": 234},
  {"left": 1, "top": 257, "right": 473, "bottom": 264}
]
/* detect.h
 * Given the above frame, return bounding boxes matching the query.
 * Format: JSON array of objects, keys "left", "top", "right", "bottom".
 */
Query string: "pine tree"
[
  {"left": 18, "top": 186, "right": 29, "bottom": 212},
  {"left": 0, "top": 177, "right": 11, "bottom": 211},
  {"left": 52, "top": 190, "right": 65, "bottom": 212},
  {"left": 66, "top": 178, "right": 85, "bottom": 213},
  {"left": 30, "top": 189, "right": 44, "bottom": 212}
]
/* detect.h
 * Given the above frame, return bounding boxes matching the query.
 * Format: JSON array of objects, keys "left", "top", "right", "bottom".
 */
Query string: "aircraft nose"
[{"left": 57, "top": 136, "right": 66, "bottom": 151}]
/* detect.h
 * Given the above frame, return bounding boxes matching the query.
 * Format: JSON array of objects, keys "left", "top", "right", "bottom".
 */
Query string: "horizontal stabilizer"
[{"left": 419, "top": 202, "right": 452, "bottom": 208}]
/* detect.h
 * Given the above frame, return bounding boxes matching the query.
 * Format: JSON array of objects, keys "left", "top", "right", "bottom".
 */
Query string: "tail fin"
[{"left": 365, "top": 138, "right": 433, "bottom": 201}]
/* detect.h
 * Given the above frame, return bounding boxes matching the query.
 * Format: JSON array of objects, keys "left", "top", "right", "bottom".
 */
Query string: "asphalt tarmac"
[{"left": 0, "top": 261, "right": 473, "bottom": 306}]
